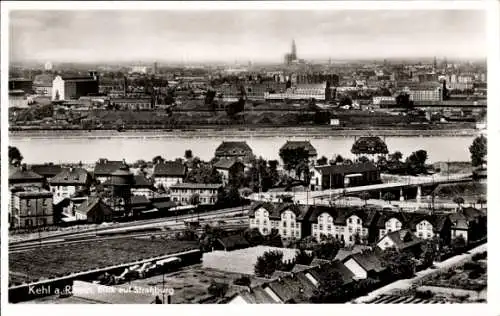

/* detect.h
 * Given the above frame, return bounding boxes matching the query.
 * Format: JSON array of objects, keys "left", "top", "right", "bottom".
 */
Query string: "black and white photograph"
[{"left": 1, "top": 1, "right": 498, "bottom": 309}]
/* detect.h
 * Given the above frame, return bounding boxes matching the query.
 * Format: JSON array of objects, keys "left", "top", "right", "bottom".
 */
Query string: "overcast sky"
[{"left": 9, "top": 10, "right": 486, "bottom": 63}]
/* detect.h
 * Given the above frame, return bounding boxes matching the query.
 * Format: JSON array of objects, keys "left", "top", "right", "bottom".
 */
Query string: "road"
[{"left": 248, "top": 173, "right": 472, "bottom": 206}]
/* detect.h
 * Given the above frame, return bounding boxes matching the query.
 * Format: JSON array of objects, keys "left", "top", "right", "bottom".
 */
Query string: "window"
[
  {"left": 348, "top": 227, "right": 353, "bottom": 233},
  {"left": 349, "top": 236, "right": 353, "bottom": 242},
  {"left": 319, "top": 224, "right": 323, "bottom": 230},
  {"left": 427, "top": 233, "right": 431, "bottom": 238},
  {"left": 256, "top": 219, "right": 260, "bottom": 225},
  {"left": 283, "top": 222, "right": 287, "bottom": 227},
  {"left": 263, "top": 228, "right": 268, "bottom": 234},
  {"left": 348, "top": 218, "right": 352, "bottom": 224},
  {"left": 418, "top": 232, "right": 423, "bottom": 238},
  {"left": 357, "top": 219, "right": 360, "bottom": 224},
  {"left": 356, "top": 227, "right": 361, "bottom": 233},
  {"left": 291, "top": 222, "right": 295, "bottom": 228},
  {"left": 263, "top": 220, "right": 267, "bottom": 225},
  {"left": 328, "top": 217, "right": 332, "bottom": 223},
  {"left": 327, "top": 225, "right": 332, "bottom": 231},
  {"left": 295, "top": 231, "right": 300, "bottom": 237}
]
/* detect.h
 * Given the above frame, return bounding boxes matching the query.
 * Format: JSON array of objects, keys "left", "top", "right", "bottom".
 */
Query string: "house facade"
[
  {"left": 214, "top": 141, "right": 254, "bottom": 162},
  {"left": 309, "top": 162, "right": 380, "bottom": 191},
  {"left": 248, "top": 203, "right": 312, "bottom": 240},
  {"left": 169, "top": 183, "right": 222, "bottom": 205},
  {"left": 152, "top": 161, "right": 186, "bottom": 189},
  {"left": 94, "top": 159, "right": 127, "bottom": 183},
  {"left": 10, "top": 188, "right": 54, "bottom": 229},
  {"left": 214, "top": 159, "right": 245, "bottom": 185},
  {"left": 279, "top": 141, "right": 318, "bottom": 165},
  {"left": 49, "top": 167, "right": 91, "bottom": 204}
]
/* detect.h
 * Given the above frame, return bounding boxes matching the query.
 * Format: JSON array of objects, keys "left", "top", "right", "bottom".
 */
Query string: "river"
[{"left": 9, "top": 130, "right": 477, "bottom": 164}]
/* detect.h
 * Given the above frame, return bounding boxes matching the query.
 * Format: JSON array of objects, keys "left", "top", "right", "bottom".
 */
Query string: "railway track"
[
  {"left": 10, "top": 206, "right": 249, "bottom": 246},
  {"left": 9, "top": 220, "right": 248, "bottom": 253}
]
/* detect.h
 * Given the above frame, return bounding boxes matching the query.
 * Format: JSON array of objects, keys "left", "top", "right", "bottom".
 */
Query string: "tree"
[
  {"left": 152, "top": 155, "right": 165, "bottom": 165},
  {"left": 469, "top": 135, "right": 487, "bottom": 167},
  {"left": 254, "top": 250, "right": 284, "bottom": 277},
  {"left": 263, "top": 228, "right": 283, "bottom": 248},
  {"left": 339, "top": 96, "right": 352, "bottom": 107},
  {"left": 190, "top": 193, "right": 201, "bottom": 207},
  {"left": 382, "top": 192, "right": 396, "bottom": 203},
  {"left": 279, "top": 147, "right": 310, "bottom": 176},
  {"left": 405, "top": 150, "right": 428, "bottom": 174},
  {"left": 233, "top": 275, "right": 251, "bottom": 287},
  {"left": 358, "top": 156, "right": 370, "bottom": 163},
  {"left": 420, "top": 240, "right": 438, "bottom": 268},
  {"left": 8, "top": 146, "right": 23, "bottom": 166},
  {"left": 244, "top": 228, "right": 264, "bottom": 246},
  {"left": 310, "top": 271, "right": 346, "bottom": 303},
  {"left": 453, "top": 196, "right": 465, "bottom": 210},
  {"left": 184, "top": 149, "right": 193, "bottom": 160},
  {"left": 451, "top": 235, "right": 467, "bottom": 254},
  {"left": 388, "top": 151, "right": 403, "bottom": 163},
  {"left": 382, "top": 249, "right": 416, "bottom": 279},
  {"left": 359, "top": 192, "right": 371, "bottom": 206},
  {"left": 317, "top": 156, "right": 328, "bottom": 166},
  {"left": 396, "top": 92, "right": 413, "bottom": 108},
  {"left": 335, "top": 155, "right": 344, "bottom": 164},
  {"left": 186, "top": 165, "right": 222, "bottom": 184},
  {"left": 313, "top": 237, "right": 341, "bottom": 260},
  {"left": 295, "top": 249, "right": 314, "bottom": 265}
]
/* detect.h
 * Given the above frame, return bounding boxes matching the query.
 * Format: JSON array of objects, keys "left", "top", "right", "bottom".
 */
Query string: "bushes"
[
  {"left": 208, "top": 281, "right": 229, "bottom": 298},
  {"left": 415, "top": 290, "right": 434, "bottom": 300},
  {"left": 472, "top": 252, "right": 487, "bottom": 261},
  {"left": 233, "top": 275, "right": 251, "bottom": 287}
]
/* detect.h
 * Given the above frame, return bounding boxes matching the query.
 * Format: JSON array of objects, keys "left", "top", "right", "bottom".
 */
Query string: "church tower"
[{"left": 291, "top": 39, "right": 297, "bottom": 60}]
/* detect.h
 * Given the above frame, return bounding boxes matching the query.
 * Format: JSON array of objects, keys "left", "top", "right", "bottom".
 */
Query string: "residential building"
[
  {"left": 448, "top": 207, "right": 486, "bottom": 243},
  {"left": 9, "top": 166, "right": 44, "bottom": 189},
  {"left": 74, "top": 197, "right": 113, "bottom": 223},
  {"left": 94, "top": 159, "right": 127, "bottom": 183},
  {"left": 309, "top": 162, "right": 380, "bottom": 191},
  {"left": 33, "top": 73, "right": 54, "bottom": 96},
  {"left": 308, "top": 207, "right": 378, "bottom": 245},
  {"left": 341, "top": 252, "right": 386, "bottom": 280},
  {"left": 131, "top": 174, "right": 156, "bottom": 198},
  {"left": 30, "top": 164, "right": 64, "bottom": 182},
  {"left": 410, "top": 214, "right": 452, "bottom": 243},
  {"left": 152, "top": 161, "right": 186, "bottom": 189},
  {"left": 49, "top": 167, "right": 91, "bottom": 204},
  {"left": 9, "top": 78, "right": 33, "bottom": 93},
  {"left": 214, "top": 159, "right": 245, "bottom": 185},
  {"left": 376, "top": 212, "right": 409, "bottom": 240},
  {"left": 109, "top": 97, "right": 153, "bottom": 110},
  {"left": 280, "top": 141, "right": 318, "bottom": 165},
  {"left": 214, "top": 141, "right": 254, "bottom": 162},
  {"left": 264, "top": 83, "right": 328, "bottom": 101},
  {"left": 170, "top": 183, "right": 222, "bottom": 205},
  {"left": 10, "top": 187, "right": 54, "bottom": 229},
  {"left": 52, "top": 73, "right": 99, "bottom": 101},
  {"left": 376, "top": 229, "right": 423, "bottom": 253},
  {"left": 248, "top": 203, "right": 313, "bottom": 239}
]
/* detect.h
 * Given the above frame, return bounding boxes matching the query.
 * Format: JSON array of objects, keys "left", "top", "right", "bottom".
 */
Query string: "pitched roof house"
[
  {"left": 341, "top": 251, "right": 386, "bottom": 280},
  {"left": 279, "top": 141, "right": 318, "bottom": 158},
  {"left": 214, "top": 141, "right": 254, "bottom": 160},
  {"left": 49, "top": 167, "right": 90, "bottom": 186},
  {"left": 74, "top": 197, "right": 113, "bottom": 223},
  {"left": 376, "top": 229, "right": 423, "bottom": 252},
  {"left": 94, "top": 159, "right": 127, "bottom": 181}
]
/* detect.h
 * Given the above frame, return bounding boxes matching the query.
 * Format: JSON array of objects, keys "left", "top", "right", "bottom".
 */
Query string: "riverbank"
[{"left": 9, "top": 127, "right": 480, "bottom": 139}]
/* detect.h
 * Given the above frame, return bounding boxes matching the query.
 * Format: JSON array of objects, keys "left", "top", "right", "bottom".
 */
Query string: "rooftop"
[
  {"left": 152, "top": 161, "right": 186, "bottom": 177},
  {"left": 170, "top": 183, "right": 222, "bottom": 190}
]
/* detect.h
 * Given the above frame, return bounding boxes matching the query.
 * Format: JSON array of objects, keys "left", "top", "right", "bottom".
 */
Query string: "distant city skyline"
[{"left": 10, "top": 10, "right": 487, "bottom": 63}]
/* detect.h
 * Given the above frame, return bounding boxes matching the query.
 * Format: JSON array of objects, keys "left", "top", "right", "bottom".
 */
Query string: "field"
[
  {"left": 117, "top": 264, "right": 267, "bottom": 304},
  {"left": 9, "top": 238, "right": 199, "bottom": 285},
  {"left": 422, "top": 259, "right": 487, "bottom": 292}
]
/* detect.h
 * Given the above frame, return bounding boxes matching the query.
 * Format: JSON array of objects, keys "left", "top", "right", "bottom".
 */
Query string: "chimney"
[{"left": 21, "top": 164, "right": 27, "bottom": 171}]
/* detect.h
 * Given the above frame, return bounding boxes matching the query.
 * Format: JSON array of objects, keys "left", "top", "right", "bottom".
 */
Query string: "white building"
[
  {"left": 152, "top": 161, "right": 186, "bottom": 190},
  {"left": 49, "top": 168, "right": 90, "bottom": 204},
  {"left": 169, "top": 183, "right": 222, "bottom": 205}
]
